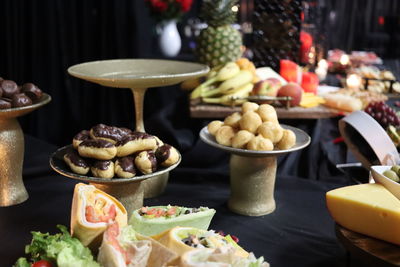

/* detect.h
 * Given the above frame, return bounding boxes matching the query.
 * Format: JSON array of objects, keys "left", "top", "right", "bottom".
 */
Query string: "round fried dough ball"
[
  {"left": 257, "top": 121, "right": 284, "bottom": 144},
  {"left": 247, "top": 135, "right": 274, "bottom": 151},
  {"left": 239, "top": 111, "right": 262, "bottom": 134},
  {"left": 257, "top": 104, "right": 278, "bottom": 123},
  {"left": 277, "top": 129, "right": 296, "bottom": 150},
  {"left": 242, "top": 102, "right": 259, "bottom": 113},
  {"left": 208, "top": 120, "right": 224, "bottom": 136},
  {"left": 231, "top": 130, "right": 254, "bottom": 149},
  {"left": 224, "top": 112, "right": 242, "bottom": 128},
  {"left": 215, "top": 125, "right": 236, "bottom": 146}
]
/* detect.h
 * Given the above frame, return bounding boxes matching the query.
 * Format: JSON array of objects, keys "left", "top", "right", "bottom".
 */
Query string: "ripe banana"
[
  {"left": 202, "top": 83, "right": 253, "bottom": 106},
  {"left": 201, "top": 70, "right": 254, "bottom": 98},
  {"left": 190, "top": 62, "right": 240, "bottom": 99}
]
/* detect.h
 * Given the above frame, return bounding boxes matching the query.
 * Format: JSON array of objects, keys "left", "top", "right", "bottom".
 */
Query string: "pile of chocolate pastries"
[
  {"left": 0, "top": 78, "right": 43, "bottom": 109},
  {"left": 64, "top": 124, "right": 180, "bottom": 178}
]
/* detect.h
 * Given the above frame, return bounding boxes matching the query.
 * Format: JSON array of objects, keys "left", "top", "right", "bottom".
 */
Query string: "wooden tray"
[
  {"left": 336, "top": 224, "right": 400, "bottom": 267},
  {"left": 190, "top": 103, "right": 342, "bottom": 119}
]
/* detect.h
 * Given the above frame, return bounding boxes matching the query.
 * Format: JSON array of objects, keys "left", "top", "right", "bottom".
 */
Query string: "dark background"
[{"left": 0, "top": 0, "right": 398, "bottom": 180}]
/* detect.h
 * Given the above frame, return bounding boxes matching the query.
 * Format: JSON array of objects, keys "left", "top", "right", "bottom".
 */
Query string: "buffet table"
[{"left": 1, "top": 135, "right": 356, "bottom": 267}]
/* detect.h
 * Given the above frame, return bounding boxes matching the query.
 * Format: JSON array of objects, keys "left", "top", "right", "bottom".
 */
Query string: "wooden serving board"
[
  {"left": 190, "top": 103, "right": 342, "bottom": 119},
  {"left": 336, "top": 224, "right": 400, "bottom": 267}
]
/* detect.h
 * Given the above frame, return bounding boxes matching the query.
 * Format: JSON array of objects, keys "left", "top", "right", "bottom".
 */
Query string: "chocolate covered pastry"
[
  {"left": 63, "top": 150, "right": 90, "bottom": 175},
  {"left": 115, "top": 156, "right": 136, "bottom": 178},
  {"left": 21, "top": 82, "right": 43, "bottom": 102},
  {"left": 11, "top": 93, "right": 32, "bottom": 108},
  {"left": 90, "top": 124, "right": 132, "bottom": 144},
  {"left": 78, "top": 139, "right": 117, "bottom": 160},
  {"left": 91, "top": 160, "right": 115, "bottom": 179},
  {"left": 1, "top": 80, "right": 19, "bottom": 98},
  {"left": 116, "top": 132, "right": 158, "bottom": 157},
  {"left": 0, "top": 98, "right": 11, "bottom": 109},
  {"left": 73, "top": 130, "right": 91, "bottom": 149},
  {"left": 155, "top": 144, "right": 179, "bottom": 167},
  {"left": 135, "top": 151, "right": 157, "bottom": 174}
]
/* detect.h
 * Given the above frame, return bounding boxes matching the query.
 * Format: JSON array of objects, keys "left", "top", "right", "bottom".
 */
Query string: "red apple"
[
  {"left": 277, "top": 82, "right": 303, "bottom": 107},
  {"left": 252, "top": 78, "right": 282, "bottom": 97}
]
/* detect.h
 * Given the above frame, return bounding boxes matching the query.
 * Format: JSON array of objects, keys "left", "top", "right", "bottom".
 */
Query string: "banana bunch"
[{"left": 190, "top": 61, "right": 256, "bottom": 106}]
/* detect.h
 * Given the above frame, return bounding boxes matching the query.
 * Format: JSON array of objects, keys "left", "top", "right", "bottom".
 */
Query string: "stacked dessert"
[{"left": 64, "top": 124, "right": 179, "bottom": 178}]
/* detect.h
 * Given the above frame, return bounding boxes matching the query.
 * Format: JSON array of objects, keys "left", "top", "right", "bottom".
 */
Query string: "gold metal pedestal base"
[
  {"left": 91, "top": 181, "right": 144, "bottom": 216},
  {"left": 0, "top": 94, "right": 51, "bottom": 207},
  {"left": 143, "top": 172, "right": 169, "bottom": 199},
  {"left": 0, "top": 118, "right": 27, "bottom": 206},
  {"left": 228, "top": 155, "right": 277, "bottom": 216}
]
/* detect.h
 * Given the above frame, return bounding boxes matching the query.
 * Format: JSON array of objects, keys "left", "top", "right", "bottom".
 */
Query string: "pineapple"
[{"left": 196, "top": 0, "right": 243, "bottom": 68}]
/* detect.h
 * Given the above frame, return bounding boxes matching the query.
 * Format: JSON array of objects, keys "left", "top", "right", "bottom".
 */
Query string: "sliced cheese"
[{"left": 326, "top": 183, "right": 400, "bottom": 245}]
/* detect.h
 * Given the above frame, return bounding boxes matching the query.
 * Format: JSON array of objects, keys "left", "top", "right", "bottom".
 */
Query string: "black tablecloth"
[{"left": 0, "top": 135, "right": 353, "bottom": 267}]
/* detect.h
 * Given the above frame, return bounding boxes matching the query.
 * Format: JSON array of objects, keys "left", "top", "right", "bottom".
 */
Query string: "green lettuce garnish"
[{"left": 14, "top": 225, "right": 99, "bottom": 267}]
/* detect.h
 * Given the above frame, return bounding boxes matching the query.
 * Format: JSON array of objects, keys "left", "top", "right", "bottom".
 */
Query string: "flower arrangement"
[{"left": 145, "top": 0, "right": 193, "bottom": 23}]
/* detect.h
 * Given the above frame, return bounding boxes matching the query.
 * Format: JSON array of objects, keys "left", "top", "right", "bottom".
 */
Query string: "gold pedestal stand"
[
  {"left": 50, "top": 59, "right": 209, "bottom": 214},
  {"left": 200, "top": 124, "right": 310, "bottom": 216},
  {"left": 0, "top": 94, "right": 51, "bottom": 206}
]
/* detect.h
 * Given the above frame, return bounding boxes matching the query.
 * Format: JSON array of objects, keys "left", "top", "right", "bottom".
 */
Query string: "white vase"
[{"left": 158, "top": 20, "right": 181, "bottom": 57}]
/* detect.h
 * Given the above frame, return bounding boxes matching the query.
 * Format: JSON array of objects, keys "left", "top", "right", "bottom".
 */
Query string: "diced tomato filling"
[
  {"left": 106, "top": 223, "right": 130, "bottom": 265},
  {"left": 85, "top": 201, "right": 117, "bottom": 223},
  {"left": 141, "top": 206, "right": 177, "bottom": 217}
]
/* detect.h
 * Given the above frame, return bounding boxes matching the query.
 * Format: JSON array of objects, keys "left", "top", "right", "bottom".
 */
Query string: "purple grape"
[
  {"left": 382, "top": 117, "right": 388, "bottom": 126},
  {"left": 375, "top": 112, "right": 383, "bottom": 120},
  {"left": 394, "top": 116, "right": 400, "bottom": 126}
]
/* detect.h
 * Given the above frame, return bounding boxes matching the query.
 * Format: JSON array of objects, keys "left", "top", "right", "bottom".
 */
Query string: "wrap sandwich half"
[
  {"left": 152, "top": 227, "right": 249, "bottom": 260},
  {"left": 180, "top": 246, "right": 270, "bottom": 267},
  {"left": 70, "top": 183, "right": 128, "bottom": 249},
  {"left": 98, "top": 223, "right": 178, "bottom": 267}
]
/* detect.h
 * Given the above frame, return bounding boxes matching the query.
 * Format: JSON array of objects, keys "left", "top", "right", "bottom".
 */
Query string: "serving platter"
[
  {"left": 50, "top": 144, "right": 181, "bottom": 214},
  {"left": 200, "top": 124, "right": 311, "bottom": 216},
  {"left": 67, "top": 59, "right": 208, "bottom": 199},
  {"left": 200, "top": 124, "right": 311, "bottom": 157}
]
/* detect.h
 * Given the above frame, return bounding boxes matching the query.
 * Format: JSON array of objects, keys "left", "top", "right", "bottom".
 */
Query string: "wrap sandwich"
[
  {"left": 180, "top": 246, "right": 270, "bottom": 267},
  {"left": 129, "top": 205, "right": 216, "bottom": 236},
  {"left": 98, "top": 223, "right": 178, "bottom": 267},
  {"left": 70, "top": 183, "right": 128, "bottom": 249},
  {"left": 152, "top": 227, "right": 249, "bottom": 260}
]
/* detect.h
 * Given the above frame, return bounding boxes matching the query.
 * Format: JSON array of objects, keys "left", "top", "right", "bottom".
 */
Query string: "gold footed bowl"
[
  {"left": 67, "top": 59, "right": 209, "bottom": 198},
  {"left": 0, "top": 94, "right": 51, "bottom": 206},
  {"left": 49, "top": 144, "right": 181, "bottom": 215},
  {"left": 200, "top": 124, "right": 311, "bottom": 216}
]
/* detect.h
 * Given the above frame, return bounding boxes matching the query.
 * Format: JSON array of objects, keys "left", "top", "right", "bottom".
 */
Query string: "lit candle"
[
  {"left": 346, "top": 74, "right": 362, "bottom": 90},
  {"left": 340, "top": 54, "right": 350, "bottom": 66},
  {"left": 315, "top": 59, "right": 328, "bottom": 80}
]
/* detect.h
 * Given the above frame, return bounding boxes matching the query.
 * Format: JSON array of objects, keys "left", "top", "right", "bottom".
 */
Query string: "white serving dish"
[{"left": 371, "top": 165, "right": 400, "bottom": 200}]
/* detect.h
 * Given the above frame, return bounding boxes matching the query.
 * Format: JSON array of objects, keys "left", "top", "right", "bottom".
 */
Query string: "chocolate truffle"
[
  {"left": 11, "top": 93, "right": 32, "bottom": 108},
  {"left": 1, "top": 80, "right": 19, "bottom": 98},
  {"left": 21, "top": 83, "right": 42, "bottom": 102},
  {"left": 0, "top": 98, "right": 11, "bottom": 109}
]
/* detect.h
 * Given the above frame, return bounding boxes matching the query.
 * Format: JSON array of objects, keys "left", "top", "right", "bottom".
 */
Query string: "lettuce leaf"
[{"left": 15, "top": 225, "right": 99, "bottom": 267}]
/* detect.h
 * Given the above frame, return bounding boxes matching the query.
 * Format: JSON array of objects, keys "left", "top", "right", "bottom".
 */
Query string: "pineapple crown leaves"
[{"left": 199, "top": 0, "right": 239, "bottom": 27}]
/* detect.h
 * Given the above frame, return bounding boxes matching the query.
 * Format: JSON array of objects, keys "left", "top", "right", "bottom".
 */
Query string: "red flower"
[
  {"left": 176, "top": 0, "right": 193, "bottom": 12},
  {"left": 149, "top": 0, "right": 168, "bottom": 12}
]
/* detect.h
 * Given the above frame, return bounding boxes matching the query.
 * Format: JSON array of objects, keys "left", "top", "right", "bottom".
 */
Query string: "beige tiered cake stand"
[
  {"left": 0, "top": 94, "right": 51, "bottom": 206},
  {"left": 200, "top": 124, "right": 311, "bottom": 216},
  {"left": 50, "top": 59, "right": 209, "bottom": 214}
]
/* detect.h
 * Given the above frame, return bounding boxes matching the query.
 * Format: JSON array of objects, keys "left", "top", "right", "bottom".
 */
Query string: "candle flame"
[{"left": 340, "top": 54, "right": 350, "bottom": 65}]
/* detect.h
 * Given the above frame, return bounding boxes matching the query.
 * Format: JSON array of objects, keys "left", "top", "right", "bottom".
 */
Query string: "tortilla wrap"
[{"left": 70, "top": 183, "right": 128, "bottom": 249}]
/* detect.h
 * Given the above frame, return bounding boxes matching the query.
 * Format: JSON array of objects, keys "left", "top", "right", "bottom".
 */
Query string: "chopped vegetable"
[{"left": 13, "top": 225, "right": 99, "bottom": 267}]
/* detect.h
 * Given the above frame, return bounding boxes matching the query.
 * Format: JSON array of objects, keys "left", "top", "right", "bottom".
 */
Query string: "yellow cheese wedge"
[{"left": 326, "top": 183, "right": 400, "bottom": 245}]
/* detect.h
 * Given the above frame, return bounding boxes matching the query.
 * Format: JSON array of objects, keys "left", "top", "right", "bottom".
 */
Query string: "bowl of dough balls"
[
  {"left": 200, "top": 102, "right": 311, "bottom": 156},
  {"left": 50, "top": 124, "right": 181, "bottom": 183}
]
